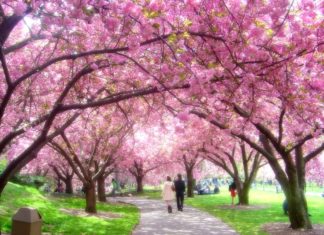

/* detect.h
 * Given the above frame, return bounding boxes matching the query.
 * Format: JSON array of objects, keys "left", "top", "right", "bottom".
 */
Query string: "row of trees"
[{"left": 0, "top": 0, "right": 323, "bottom": 230}]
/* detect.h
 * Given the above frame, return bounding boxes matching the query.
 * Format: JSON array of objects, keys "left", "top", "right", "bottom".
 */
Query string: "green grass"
[
  {"left": 134, "top": 189, "right": 162, "bottom": 199},
  {"left": 186, "top": 187, "right": 324, "bottom": 235},
  {"left": 140, "top": 186, "right": 324, "bottom": 235},
  {"left": 0, "top": 182, "right": 139, "bottom": 235}
]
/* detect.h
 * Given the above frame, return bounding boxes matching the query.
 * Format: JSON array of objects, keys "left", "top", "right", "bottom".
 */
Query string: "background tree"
[
  {"left": 47, "top": 108, "right": 130, "bottom": 213},
  {"left": 201, "top": 135, "right": 265, "bottom": 205}
]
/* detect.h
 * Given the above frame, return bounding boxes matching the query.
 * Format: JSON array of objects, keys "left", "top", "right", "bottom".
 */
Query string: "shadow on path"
[{"left": 110, "top": 197, "right": 238, "bottom": 235}]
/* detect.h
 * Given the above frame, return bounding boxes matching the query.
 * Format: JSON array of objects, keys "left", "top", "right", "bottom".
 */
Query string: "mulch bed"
[
  {"left": 218, "top": 204, "right": 268, "bottom": 210},
  {"left": 59, "top": 208, "right": 121, "bottom": 219},
  {"left": 263, "top": 223, "right": 324, "bottom": 235}
]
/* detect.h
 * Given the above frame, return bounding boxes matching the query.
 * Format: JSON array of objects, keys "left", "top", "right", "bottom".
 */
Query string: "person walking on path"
[
  {"left": 229, "top": 181, "right": 236, "bottom": 206},
  {"left": 162, "top": 176, "right": 175, "bottom": 213},
  {"left": 174, "top": 173, "right": 186, "bottom": 211}
]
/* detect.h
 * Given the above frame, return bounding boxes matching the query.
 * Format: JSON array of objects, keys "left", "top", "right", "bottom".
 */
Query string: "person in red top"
[{"left": 229, "top": 182, "right": 236, "bottom": 206}]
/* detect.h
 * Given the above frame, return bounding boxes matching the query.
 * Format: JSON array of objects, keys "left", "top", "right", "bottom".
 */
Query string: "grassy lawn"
[
  {"left": 140, "top": 186, "right": 324, "bottom": 235},
  {"left": 0, "top": 182, "right": 139, "bottom": 235}
]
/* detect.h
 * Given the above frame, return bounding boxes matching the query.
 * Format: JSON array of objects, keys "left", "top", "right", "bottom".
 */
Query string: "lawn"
[
  {"left": 0, "top": 182, "right": 139, "bottom": 235},
  {"left": 140, "top": 186, "right": 324, "bottom": 235}
]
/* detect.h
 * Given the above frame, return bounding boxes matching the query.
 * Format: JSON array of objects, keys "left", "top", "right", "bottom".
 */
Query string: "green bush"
[{"left": 10, "top": 174, "right": 47, "bottom": 189}]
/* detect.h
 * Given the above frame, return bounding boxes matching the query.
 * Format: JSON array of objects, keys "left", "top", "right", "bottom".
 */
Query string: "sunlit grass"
[
  {"left": 0, "top": 182, "right": 139, "bottom": 235},
  {"left": 186, "top": 187, "right": 324, "bottom": 235},
  {"left": 140, "top": 186, "right": 324, "bottom": 235}
]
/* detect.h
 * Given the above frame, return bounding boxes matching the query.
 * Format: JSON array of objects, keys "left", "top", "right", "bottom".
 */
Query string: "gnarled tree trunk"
[
  {"left": 285, "top": 187, "right": 311, "bottom": 229},
  {"left": 260, "top": 135, "right": 312, "bottom": 229}
]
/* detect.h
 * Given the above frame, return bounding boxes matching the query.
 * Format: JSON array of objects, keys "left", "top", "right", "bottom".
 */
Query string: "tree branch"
[{"left": 305, "top": 143, "right": 324, "bottom": 163}]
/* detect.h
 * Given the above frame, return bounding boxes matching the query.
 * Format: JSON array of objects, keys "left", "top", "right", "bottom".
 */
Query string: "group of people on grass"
[{"left": 162, "top": 175, "right": 238, "bottom": 213}]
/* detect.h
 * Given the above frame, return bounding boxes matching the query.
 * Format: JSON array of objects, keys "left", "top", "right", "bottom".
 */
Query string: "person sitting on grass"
[{"left": 229, "top": 181, "right": 236, "bottom": 206}]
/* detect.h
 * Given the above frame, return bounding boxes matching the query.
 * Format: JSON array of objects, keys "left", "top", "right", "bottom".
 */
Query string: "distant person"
[
  {"left": 162, "top": 176, "right": 175, "bottom": 213},
  {"left": 55, "top": 181, "right": 63, "bottom": 193},
  {"left": 111, "top": 178, "right": 118, "bottom": 196},
  {"left": 283, "top": 199, "right": 288, "bottom": 215},
  {"left": 174, "top": 174, "right": 186, "bottom": 211},
  {"left": 229, "top": 181, "right": 236, "bottom": 206}
]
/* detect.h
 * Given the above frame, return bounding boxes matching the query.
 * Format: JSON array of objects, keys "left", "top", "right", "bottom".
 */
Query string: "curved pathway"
[{"left": 111, "top": 197, "right": 238, "bottom": 235}]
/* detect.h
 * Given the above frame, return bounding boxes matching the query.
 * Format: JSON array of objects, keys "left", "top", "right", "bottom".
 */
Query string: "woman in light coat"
[{"left": 162, "top": 176, "right": 175, "bottom": 213}]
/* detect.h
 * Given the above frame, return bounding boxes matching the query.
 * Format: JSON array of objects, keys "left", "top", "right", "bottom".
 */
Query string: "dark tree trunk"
[
  {"left": 259, "top": 134, "right": 312, "bottom": 229},
  {"left": 84, "top": 182, "right": 97, "bottom": 213},
  {"left": 136, "top": 176, "right": 144, "bottom": 193},
  {"left": 284, "top": 185, "right": 312, "bottom": 229},
  {"left": 64, "top": 177, "right": 73, "bottom": 194},
  {"left": 186, "top": 169, "right": 194, "bottom": 198},
  {"left": 97, "top": 175, "right": 106, "bottom": 202},
  {"left": 276, "top": 164, "right": 311, "bottom": 228},
  {"left": 238, "top": 183, "right": 250, "bottom": 205}
]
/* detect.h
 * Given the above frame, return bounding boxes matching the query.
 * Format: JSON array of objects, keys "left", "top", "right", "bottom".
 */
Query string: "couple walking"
[{"left": 162, "top": 174, "right": 186, "bottom": 213}]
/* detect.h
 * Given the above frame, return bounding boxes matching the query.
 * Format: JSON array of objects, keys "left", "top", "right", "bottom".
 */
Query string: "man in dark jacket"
[{"left": 174, "top": 174, "right": 186, "bottom": 211}]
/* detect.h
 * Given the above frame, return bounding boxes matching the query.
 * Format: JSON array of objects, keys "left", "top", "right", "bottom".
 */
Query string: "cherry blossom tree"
[
  {"left": 178, "top": 0, "right": 324, "bottom": 229},
  {"left": 200, "top": 135, "right": 265, "bottom": 205},
  {"left": 171, "top": 115, "right": 213, "bottom": 197},
  {"left": 0, "top": 0, "right": 190, "bottom": 195},
  {"left": 124, "top": 121, "right": 175, "bottom": 193},
  {"left": 0, "top": 0, "right": 323, "bottom": 230},
  {"left": 46, "top": 108, "right": 131, "bottom": 213}
]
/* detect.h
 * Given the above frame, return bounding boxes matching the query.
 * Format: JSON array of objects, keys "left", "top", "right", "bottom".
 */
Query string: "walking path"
[{"left": 110, "top": 197, "right": 238, "bottom": 235}]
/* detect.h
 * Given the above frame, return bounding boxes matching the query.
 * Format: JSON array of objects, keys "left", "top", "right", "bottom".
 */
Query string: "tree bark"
[
  {"left": 0, "top": 149, "right": 39, "bottom": 195},
  {"left": 97, "top": 175, "right": 106, "bottom": 202},
  {"left": 284, "top": 184, "right": 312, "bottom": 229},
  {"left": 84, "top": 182, "right": 97, "bottom": 213},
  {"left": 136, "top": 176, "right": 144, "bottom": 193},
  {"left": 238, "top": 182, "right": 250, "bottom": 205},
  {"left": 186, "top": 169, "right": 194, "bottom": 198},
  {"left": 64, "top": 177, "right": 73, "bottom": 194}
]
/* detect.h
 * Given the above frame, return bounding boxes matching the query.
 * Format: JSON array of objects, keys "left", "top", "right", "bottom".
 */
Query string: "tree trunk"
[
  {"left": 136, "top": 176, "right": 144, "bottom": 193},
  {"left": 271, "top": 163, "right": 312, "bottom": 229},
  {"left": 0, "top": 150, "right": 40, "bottom": 196},
  {"left": 64, "top": 177, "right": 73, "bottom": 194},
  {"left": 282, "top": 183, "right": 312, "bottom": 229},
  {"left": 84, "top": 182, "right": 97, "bottom": 213},
  {"left": 238, "top": 183, "right": 250, "bottom": 205},
  {"left": 97, "top": 175, "right": 106, "bottom": 202},
  {"left": 259, "top": 135, "right": 312, "bottom": 229},
  {"left": 186, "top": 169, "right": 194, "bottom": 198}
]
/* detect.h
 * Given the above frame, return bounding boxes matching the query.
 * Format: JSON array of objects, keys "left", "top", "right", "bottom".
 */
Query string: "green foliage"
[
  {"left": 10, "top": 174, "right": 47, "bottom": 189},
  {"left": 0, "top": 182, "right": 139, "bottom": 235}
]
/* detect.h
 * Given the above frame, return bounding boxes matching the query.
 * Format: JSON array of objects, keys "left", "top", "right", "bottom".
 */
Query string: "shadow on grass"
[
  {"left": 0, "top": 183, "right": 139, "bottom": 235},
  {"left": 186, "top": 188, "right": 324, "bottom": 235}
]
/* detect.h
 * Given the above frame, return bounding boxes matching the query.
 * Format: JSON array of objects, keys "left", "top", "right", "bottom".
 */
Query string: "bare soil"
[{"left": 263, "top": 223, "right": 324, "bottom": 235}]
